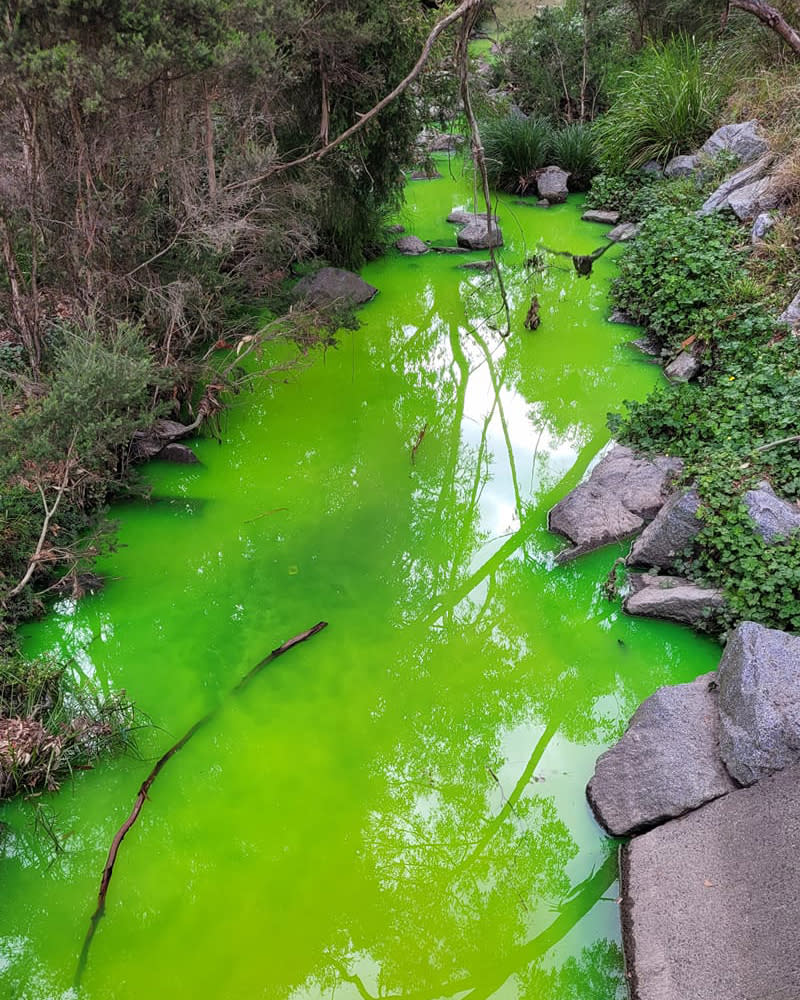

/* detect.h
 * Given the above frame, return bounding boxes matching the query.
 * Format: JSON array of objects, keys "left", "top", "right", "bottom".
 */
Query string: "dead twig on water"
[
  {"left": 74, "top": 620, "right": 328, "bottom": 987},
  {"left": 411, "top": 423, "right": 429, "bottom": 465}
]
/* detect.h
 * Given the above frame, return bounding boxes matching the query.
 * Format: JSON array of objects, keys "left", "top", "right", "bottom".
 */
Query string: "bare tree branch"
[{"left": 730, "top": 0, "right": 800, "bottom": 53}]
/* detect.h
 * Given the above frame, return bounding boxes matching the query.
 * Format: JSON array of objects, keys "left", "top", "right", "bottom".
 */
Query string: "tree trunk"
[{"left": 730, "top": 0, "right": 800, "bottom": 53}]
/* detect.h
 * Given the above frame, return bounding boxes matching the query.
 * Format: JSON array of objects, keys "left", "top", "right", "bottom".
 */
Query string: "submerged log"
[{"left": 74, "top": 620, "right": 328, "bottom": 987}]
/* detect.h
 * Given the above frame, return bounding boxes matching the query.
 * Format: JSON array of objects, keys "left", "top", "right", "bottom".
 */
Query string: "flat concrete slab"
[{"left": 621, "top": 764, "right": 800, "bottom": 1000}]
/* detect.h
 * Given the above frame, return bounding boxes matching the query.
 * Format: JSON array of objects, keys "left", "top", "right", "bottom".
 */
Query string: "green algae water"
[{"left": 0, "top": 158, "right": 719, "bottom": 999}]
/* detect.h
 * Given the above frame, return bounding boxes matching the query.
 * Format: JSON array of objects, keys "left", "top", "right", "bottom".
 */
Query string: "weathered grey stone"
[
  {"left": 130, "top": 419, "right": 195, "bottom": 462},
  {"left": 386, "top": 224, "right": 405, "bottom": 234},
  {"left": 606, "top": 222, "right": 640, "bottom": 242},
  {"left": 631, "top": 334, "right": 661, "bottom": 357},
  {"left": 536, "top": 199, "right": 549, "bottom": 207},
  {"left": 778, "top": 289, "right": 800, "bottom": 329},
  {"left": 548, "top": 446, "right": 683, "bottom": 561},
  {"left": 609, "top": 308, "right": 635, "bottom": 325},
  {"left": 456, "top": 220, "right": 503, "bottom": 250},
  {"left": 750, "top": 211, "right": 776, "bottom": 243},
  {"left": 426, "top": 132, "right": 464, "bottom": 152},
  {"left": 664, "top": 154, "right": 700, "bottom": 178},
  {"left": 701, "top": 120, "right": 768, "bottom": 165},
  {"left": 727, "top": 173, "right": 784, "bottom": 221},
  {"left": 623, "top": 574, "right": 724, "bottom": 626},
  {"left": 458, "top": 261, "right": 493, "bottom": 271},
  {"left": 446, "top": 209, "right": 498, "bottom": 225},
  {"left": 158, "top": 442, "right": 199, "bottom": 464},
  {"left": 640, "top": 160, "right": 663, "bottom": 176},
  {"left": 744, "top": 481, "right": 800, "bottom": 542},
  {"left": 698, "top": 153, "right": 775, "bottom": 215},
  {"left": 718, "top": 621, "right": 800, "bottom": 786},
  {"left": 410, "top": 167, "right": 442, "bottom": 180},
  {"left": 587, "top": 673, "right": 736, "bottom": 837},
  {"left": 664, "top": 350, "right": 699, "bottom": 382},
  {"left": 629, "top": 489, "right": 702, "bottom": 570},
  {"left": 582, "top": 209, "right": 620, "bottom": 225},
  {"left": 395, "top": 235, "right": 429, "bottom": 255},
  {"left": 536, "top": 166, "right": 570, "bottom": 204},
  {"left": 291, "top": 267, "right": 378, "bottom": 308},
  {"left": 620, "top": 764, "right": 800, "bottom": 1000}
]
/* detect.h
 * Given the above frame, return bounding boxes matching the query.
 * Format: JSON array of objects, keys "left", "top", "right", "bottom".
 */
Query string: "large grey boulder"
[
  {"left": 291, "top": 267, "right": 377, "bottom": 308},
  {"left": 456, "top": 220, "right": 503, "bottom": 250},
  {"left": 701, "top": 120, "right": 768, "bottom": 165},
  {"left": 629, "top": 489, "right": 702, "bottom": 570},
  {"left": 620, "top": 764, "right": 800, "bottom": 1000},
  {"left": 582, "top": 209, "right": 620, "bottom": 225},
  {"left": 158, "top": 442, "right": 199, "bottom": 464},
  {"left": 698, "top": 153, "right": 775, "bottom": 215},
  {"left": 778, "top": 289, "right": 800, "bottom": 329},
  {"left": 395, "top": 235, "right": 429, "bottom": 255},
  {"left": 536, "top": 166, "right": 570, "bottom": 204},
  {"left": 548, "top": 445, "right": 683, "bottom": 561},
  {"left": 664, "top": 350, "right": 699, "bottom": 381},
  {"left": 664, "top": 154, "right": 700, "bottom": 178},
  {"left": 727, "top": 172, "right": 784, "bottom": 222},
  {"left": 587, "top": 673, "right": 736, "bottom": 837},
  {"left": 744, "top": 481, "right": 800, "bottom": 542},
  {"left": 718, "top": 621, "right": 800, "bottom": 786},
  {"left": 624, "top": 573, "right": 724, "bottom": 626}
]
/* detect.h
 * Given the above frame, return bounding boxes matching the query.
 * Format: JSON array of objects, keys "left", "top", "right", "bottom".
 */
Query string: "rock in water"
[
  {"left": 743, "top": 481, "right": 800, "bottom": 543},
  {"left": 535, "top": 166, "right": 570, "bottom": 204},
  {"left": 158, "top": 443, "right": 199, "bottom": 464},
  {"left": 628, "top": 489, "right": 702, "bottom": 571},
  {"left": 587, "top": 673, "right": 736, "bottom": 836},
  {"left": 623, "top": 574, "right": 724, "bottom": 626},
  {"left": 701, "top": 120, "right": 769, "bottom": 164},
  {"left": 395, "top": 235, "right": 429, "bottom": 255},
  {"left": 291, "top": 267, "right": 377, "bottom": 308},
  {"left": 548, "top": 445, "right": 683, "bottom": 561},
  {"left": 446, "top": 209, "right": 498, "bottom": 225},
  {"left": 582, "top": 209, "right": 620, "bottom": 225},
  {"left": 717, "top": 621, "right": 800, "bottom": 786},
  {"left": 620, "top": 765, "right": 800, "bottom": 1000},
  {"left": 456, "top": 220, "right": 503, "bottom": 250}
]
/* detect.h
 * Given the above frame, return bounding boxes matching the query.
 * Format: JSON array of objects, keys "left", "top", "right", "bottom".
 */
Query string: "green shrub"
[
  {"left": 594, "top": 37, "right": 729, "bottom": 170},
  {"left": 500, "top": 4, "right": 630, "bottom": 122},
  {"left": 610, "top": 207, "right": 742, "bottom": 349},
  {"left": 609, "top": 305, "right": 800, "bottom": 633},
  {"left": 482, "top": 116, "right": 555, "bottom": 193},
  {"left": 550, "top": 122, "right": 599, "bottom": 190}
]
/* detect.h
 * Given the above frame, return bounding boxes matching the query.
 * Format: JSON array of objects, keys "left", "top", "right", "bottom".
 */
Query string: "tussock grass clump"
[
  {"left": 0, "top": 658, "right": 138, "bottom": 802},
  {"left": 594, "top": 37, "right": 729, "bottom": 171},
  {"left": 550, "top": 122, "right": 599, "bottom": 191},
  {"left": 482, "top": 115, "right": 555, "bottom": 193}
]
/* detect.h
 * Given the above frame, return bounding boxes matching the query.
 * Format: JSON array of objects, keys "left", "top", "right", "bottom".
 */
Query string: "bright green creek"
[{"left": 0, "top": 159, "right": 719, "bottom": 999}]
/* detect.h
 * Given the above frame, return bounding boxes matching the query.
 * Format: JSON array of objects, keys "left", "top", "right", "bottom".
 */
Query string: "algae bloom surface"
[{"left": 0, "top": 159, "right": 718, "bottom": 999}]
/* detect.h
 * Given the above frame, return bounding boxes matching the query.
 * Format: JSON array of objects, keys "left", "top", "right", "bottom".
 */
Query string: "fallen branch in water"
[
  {"left": 74, "top": 620, "right": 328, "bottom": 987},
  {"left": 411, "top": 422, "right": 429, "bottom": 465}
]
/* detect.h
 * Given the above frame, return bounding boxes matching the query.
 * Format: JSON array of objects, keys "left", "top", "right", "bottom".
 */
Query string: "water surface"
[{"left": 0, "top": 158, "right": 719, "bottom": 999}]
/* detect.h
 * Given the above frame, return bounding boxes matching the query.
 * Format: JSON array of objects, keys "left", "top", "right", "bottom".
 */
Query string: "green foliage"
[
  {"left": 585, "top": 169, "right": 704, "bottom": 220},
  {"left": 482, "top": 116, "right": 556, "bottom": 193},
  {"left": 610, "top": 298, "right": 800, "bottom": 633},
  {"left": 594, "top": 37, "right": 729, "bottom": 170},
  {"left": 550, "top": 122, "right": 600, "bottom": 190},
  {"left": 500, "top": 3, "right": 630, "bottom": 122},
  {"left": 610, "top": 207, "right": 743, "bottom": 350}
]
